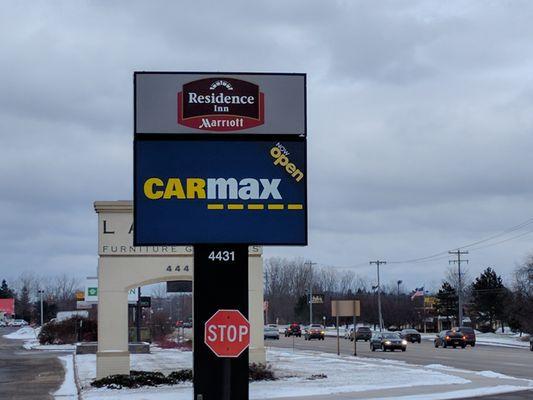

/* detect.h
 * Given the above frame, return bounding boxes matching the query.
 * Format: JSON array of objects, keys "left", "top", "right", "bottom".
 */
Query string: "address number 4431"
[{"left": 208, "top": 251, "right": 235, "bottom": 262}]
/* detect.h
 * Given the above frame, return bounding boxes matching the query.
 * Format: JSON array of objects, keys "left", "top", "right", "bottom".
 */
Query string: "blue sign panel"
[{"left": 134, "top": 139, "right": 307, "bottom": 245}]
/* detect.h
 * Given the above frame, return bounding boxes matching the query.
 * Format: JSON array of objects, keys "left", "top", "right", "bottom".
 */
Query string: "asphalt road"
[
  {"left": 269, "top": 335, "right": 533, "bottom": 399},
  {"left": 0, "top": 327, "right": 66, "bottom": 400}
]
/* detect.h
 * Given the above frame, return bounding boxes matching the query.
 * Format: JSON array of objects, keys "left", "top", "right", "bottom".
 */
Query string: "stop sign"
[{"left": 204, "top": 309, "right": 250, "bottom": 357}]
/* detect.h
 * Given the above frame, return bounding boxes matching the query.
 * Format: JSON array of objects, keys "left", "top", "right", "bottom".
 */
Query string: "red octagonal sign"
[{"left": 204, "top": 309, "right": 250, "bottom": 358}]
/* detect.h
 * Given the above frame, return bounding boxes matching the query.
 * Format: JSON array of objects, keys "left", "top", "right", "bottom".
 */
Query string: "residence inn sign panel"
[{"left": 134, "top": 72, "right": 306, "bottom": 135}]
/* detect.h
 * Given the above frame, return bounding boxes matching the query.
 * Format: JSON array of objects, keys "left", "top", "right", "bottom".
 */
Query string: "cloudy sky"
[{"left": 1, "top": 1, "right": 533, "bottom": 292}]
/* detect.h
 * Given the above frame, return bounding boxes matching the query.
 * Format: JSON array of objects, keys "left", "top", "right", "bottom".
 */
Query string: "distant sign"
[
  {"left": 167, "top": 280, "right": 192, "bottom": 293},
  {"left": 311, "top": 294, "right": 325, "bottom": 304},
  {"left": 134, "top": 138, "right": 307, "bottom": 245},
  {"left": 139, "top": 296, "right": 151, "bottom": 308},
  {"left": 85, "top": 278, "right": 138, "bottom": 304},
  {"left": 0, "top": 298, "right": 15, "bottom": 316},
  {"left": 134, "top": 72, "right": 306, "bottom": 136},
  {"left": 331, "top": 300, "right": 361, "bottom": 317}
]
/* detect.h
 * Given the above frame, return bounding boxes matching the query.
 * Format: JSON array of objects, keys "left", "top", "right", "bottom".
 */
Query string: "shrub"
[
  {"left": 155, "top": 338, "right": 192, "bottom": 350},
  {"left": 249, "top": 363, "right": 276, "bottom": 381},
  {"left": 91, "top": 370, "right": 193, "bottom": 389},
  {"left": 477, "top": 324, "right": 495, "bottom": 333},
  {"left": 91, "top": 364, "right": 277, "bottom": 389},
  {"left": 38, "top": 317, "right": 97, "bottom": 345},
  {"left": 167, "top": 369, "right": 193, "bottom": 382}
]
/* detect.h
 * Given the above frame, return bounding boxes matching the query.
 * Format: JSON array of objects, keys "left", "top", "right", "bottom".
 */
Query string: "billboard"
[
  {"left": 0, "top": 298, "right": 15, "bottom": 316},
  {"left": 134, "top": 138, "right": 307, "bottom": 245},
  {"left": 135, "top": 72, "right": 306, "bottom": 136}
]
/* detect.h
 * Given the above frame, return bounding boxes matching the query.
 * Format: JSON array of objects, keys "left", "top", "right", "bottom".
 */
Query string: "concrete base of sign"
[
  {"left": 77, "top": 342, "right": 150, "bottom": 355},
  {"left": 94, "top": 201, "right": 265, "bottom": 379}
]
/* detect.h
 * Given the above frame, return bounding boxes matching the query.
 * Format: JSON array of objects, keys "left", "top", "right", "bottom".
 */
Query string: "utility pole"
[
  {"left": 449, "top": 250, "right": 468, "bottom": 327},
  {"left": 136, "top": 286, "right": 142, "bottom": 342},
  {"left": 38, "top": 289, "right": 44, "bottom": 326},
  {"left": 370, "top": 260, "right": 386, "bottom": 331},
  {"left": 305, "top": 261, "right": 317, "bottom": 326}
]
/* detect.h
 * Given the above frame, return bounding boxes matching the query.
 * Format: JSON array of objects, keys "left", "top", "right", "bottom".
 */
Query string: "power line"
[{"left": 388, "top": 217, "right": 533, "bottom": 265}]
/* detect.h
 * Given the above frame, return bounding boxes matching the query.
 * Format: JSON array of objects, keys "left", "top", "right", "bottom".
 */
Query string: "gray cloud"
[{"left": 1, "top": 1, "right": 533, "bottom": 289}]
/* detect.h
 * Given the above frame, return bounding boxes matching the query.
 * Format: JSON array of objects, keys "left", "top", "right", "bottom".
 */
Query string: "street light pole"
[
  {"left": 370, "top": 260, "right": 387, "bottom": 331},
  {"left": 397, "top": 280, "right": 402, "bottom": 299},
  {"left": 38, "top": 290, "right": 44, "bottom": 326},
  {"left": 306, "top": 261, "right": 317, "bottom": 326}
]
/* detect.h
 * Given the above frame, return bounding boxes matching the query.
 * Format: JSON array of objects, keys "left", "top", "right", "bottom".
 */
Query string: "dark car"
[
  {"left": 434, "top": 330, "right": 466, "bottom": 349},
  {"left": 400, "top": 329, "right": 421, "bottom": 343},
  {"left": 529, "top": 335, "right": 532, "bottom": 351},
  {"left": 370, "top": 332, "right": 407, "bottom": 352},
  {"left": 304, "top": 324, "right": 325, "bottom": 341},
  {"left": 454, "top": 326, "right": 476, "bottom": 347},
  {"left": 350, "top": 326, "right": 372, "bottom": 342},
  {"left": 284, "top": 323, "right": 302, "bottom": 337}
]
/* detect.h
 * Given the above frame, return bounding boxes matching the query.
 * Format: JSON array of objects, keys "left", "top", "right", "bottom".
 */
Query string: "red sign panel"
[
  {"left": 0, "top": 298, "right": 15, "bottom": 316},
  {"left": 204, "top": 309, "right": 250, "bottom": 358},
  {"left": 178, "top": 77, "right": 265, "bottom": 132}
]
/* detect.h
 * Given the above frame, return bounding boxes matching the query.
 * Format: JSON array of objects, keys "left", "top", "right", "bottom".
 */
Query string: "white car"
[
  {"left": 8, "top": 319, "right": 28, "bottom": 327},
  {"left": 0, "top": 320, "right": 7, "bottom": 327}
]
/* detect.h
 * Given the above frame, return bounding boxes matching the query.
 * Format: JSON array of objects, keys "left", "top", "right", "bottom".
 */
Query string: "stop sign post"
[{"left": 194, "top": 245, "right": 249, "bottom": 400}]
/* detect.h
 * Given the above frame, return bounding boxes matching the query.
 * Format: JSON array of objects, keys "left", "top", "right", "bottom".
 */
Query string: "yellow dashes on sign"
[{"left": 207, "top": 204, "right": 303, "bottom": 211}]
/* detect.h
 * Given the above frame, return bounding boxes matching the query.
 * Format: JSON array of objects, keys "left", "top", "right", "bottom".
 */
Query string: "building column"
[
  {"left": 248, "top": 255, "right": 265, "bottom": 363},
  {"left": 96, "top": 259, "right": 130, "bottom": 379}
]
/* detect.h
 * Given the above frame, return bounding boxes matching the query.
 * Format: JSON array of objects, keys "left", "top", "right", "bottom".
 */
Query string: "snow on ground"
[
  {"left": 3, "top": 326, "right": 76, "bottom": 351},
  {"left": 2, "top": 326, "right": 38, "bottom": 340},
  {"left": 54, "top": 355, "right": 77, "bottom": 399},
  {"left": 77, "top": 347, "right": 472, "bottom": 399},
  {"left": 374, "top": 385, "right": 533, "bottom": 400}
]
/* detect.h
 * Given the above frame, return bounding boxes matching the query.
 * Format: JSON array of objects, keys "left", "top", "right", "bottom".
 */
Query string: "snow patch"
[
  {"left": 54, "top": 355, "right": 78, "bottom": 399},
  {"left": 3, "top": 326, "right": 38, "bottom": 340}
]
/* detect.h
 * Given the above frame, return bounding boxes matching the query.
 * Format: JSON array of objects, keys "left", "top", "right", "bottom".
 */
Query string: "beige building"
[{"left": 94, "top": 201, "right": 265, "bottom": 379}]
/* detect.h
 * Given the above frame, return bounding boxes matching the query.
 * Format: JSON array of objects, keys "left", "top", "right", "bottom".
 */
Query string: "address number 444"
[{"left": 166, "top": 265, "right": 190, "bottom": 272}]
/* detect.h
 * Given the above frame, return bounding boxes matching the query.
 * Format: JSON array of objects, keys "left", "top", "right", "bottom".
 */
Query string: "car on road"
[
  {"left": 453, "top": 326, "right": 476, "bottom": 347},
  {"left": 284, "top": 323, "right": 302, "bottom": 337},
  {"left": 304, "top": 324, "right": 325, "bottom": 341},
  {"left": 434, "top": 330, "right": 467, "bottom": 349},
  {"left": 264, "top": 326, "right": 280, "bottom": 340},
  {"left": 7, "top": 319, "right": 28, "bottom": 327},
  {"left": 344, "top": 328, "right": 353, "bottom": 339},
  {"left": 370, "top": 332, "right": 407, "bottom": 352},
  {"left": 350, "top": 326, "right": 372, "bottom": 342},
  {"left": 0, "top": 320, "right": 6, "bottom": 327},
  {"left": 400, "top": 328, "right": 421, "bottom": 343},
  {"left": 530, "top": 335, "right": 532, "bottom": 351}
]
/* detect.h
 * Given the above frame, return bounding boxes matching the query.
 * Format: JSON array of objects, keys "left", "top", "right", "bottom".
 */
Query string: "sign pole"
[
  {"left": 353, "top": 312, "right": 357, "bottom": 357},
  {"left": 336, "top": 315, "right": 340, "bottom": 356},
  {"left": 193, "top": 245, "right": 249, "bottom": 400}
]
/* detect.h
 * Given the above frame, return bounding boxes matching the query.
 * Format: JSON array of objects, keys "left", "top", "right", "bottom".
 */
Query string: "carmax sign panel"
[
  {"left": 135, "top": 72, "right": 306, "bottom": 135},
  {"left": 134, "top": 138, "right": 306, "bottom": 245}
]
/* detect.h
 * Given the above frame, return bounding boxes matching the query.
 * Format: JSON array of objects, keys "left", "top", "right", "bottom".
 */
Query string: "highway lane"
[{"left": 267, "top": 335, "right": 533, "bottom": 380}]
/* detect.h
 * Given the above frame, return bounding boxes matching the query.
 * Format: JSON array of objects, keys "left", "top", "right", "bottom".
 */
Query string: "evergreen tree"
[
  {"left": 435, "top": 281, "right": 458, "bottom": 322},
  {"left": 0, "top": 279, "right": 14, "bottom": 298},
  {"left": 470, "top": 267, "right": 507, "bottom": 330},
  {"left": 15, "top": 286, "right": 32, "bottom": 322}
]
